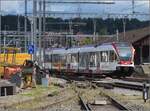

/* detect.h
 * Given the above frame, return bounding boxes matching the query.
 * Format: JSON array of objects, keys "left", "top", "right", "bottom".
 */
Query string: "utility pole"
[
  {"left": 77, "top": 3, "right": 81, "bottom": 18},
  {"left": 132, "top": 0, "right": 135, "bottom": 13},
  {"left": 4, "top": 25, "right": 8, "bottom": 53},
  {"left": 116, "top": 29, "right": 119, "bottom": 42},
  {"left": 0, "top": 0, "right": 1, "bottom": 53},
  {"left": 43, "top": 0, "right": 46, "bottom": 32},
  {"left": 69, "top": 20, "right": 73, "bottom": 34},
  {"left": 24, "top": 0, "right": 27, "bottom": 52},
  {"left": 31, "top": 18, "right": 33, "bottom": 46},
  {"left": 93, "top": 18, "right": 96, "bottom": 44},
  {"left": 69, "top": 19, "right": 73, "bottom": 47},
  {"left": 149, "top": 0, "right": 150, "bottom": 63},
  {"left": 32, "top": 0, "right": 37, "bottom": 61},
  {"left": 39, "top": 0, "right": 42, "bottom": 65},
  {"left": 123, "top": 16, "right": 127, "bottom": 38},
  {"left": 17, "top": 15, "right": 20, "bottom": 35},
  {"left": 42, "top": 0, "right": 46, "bottom": 67}
]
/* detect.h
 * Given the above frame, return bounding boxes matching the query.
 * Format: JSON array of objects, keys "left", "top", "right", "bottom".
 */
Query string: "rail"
[{"left": 78, "top": 95, "right": 91, "bottom": 111}]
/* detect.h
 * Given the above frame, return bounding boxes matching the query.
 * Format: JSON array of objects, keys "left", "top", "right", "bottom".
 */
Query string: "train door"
[
  {"left": 96, "top": 52, "right": 101, "bottom": 73},
  {"left": 66, "top": 54, "right": 71, "bottom": 70},
  {"left": 79, "top": 52, "right": 89, "bottom": 72},
  {"left": 66, "top": 53, "right": 79, "bottom": 73},
  {"left": 100, "top": 51, "right": 109, "bottom": 71},
  {"left": 70, "top": 53, "right": 78, "bottom": 71},
  {"left": 44, "top": 52, "right": 52, "bottom": 69},
  {"left": 51, "top": 54, "right": 60, "bottom": 70},
  {"left": 108, "top": 50, "right": 118, "bottom": 71},
  {"left": 89, "top": 52, "right": 97, "bottom": 71}
]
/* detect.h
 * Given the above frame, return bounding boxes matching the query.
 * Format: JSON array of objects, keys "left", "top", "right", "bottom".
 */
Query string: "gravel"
[{"left": 111, "top": 87, "right": 142, "bottom": 96}]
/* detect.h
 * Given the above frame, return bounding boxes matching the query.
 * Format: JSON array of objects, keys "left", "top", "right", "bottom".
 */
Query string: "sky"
[{"left": 0, "top": 0, "right": 150, "bottom": 20}]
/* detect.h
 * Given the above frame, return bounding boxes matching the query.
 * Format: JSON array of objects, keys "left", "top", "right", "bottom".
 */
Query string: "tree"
[{"left": 80, "top": 37, "right": 93, "bottom": 45}]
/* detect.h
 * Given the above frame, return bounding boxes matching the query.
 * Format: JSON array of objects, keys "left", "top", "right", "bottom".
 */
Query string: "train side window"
[
  {"left": 52, "top": 54, "right": 65, "bottom": 63},
  {"left": 61, "top": 55, "right": 66, "bottom": 66},
  {"left": 89, "top": 52, "right": 96, "bottom": 67},
  {"left": 52, "top": 54, "right": 60, "bottom": 63},
  {"left": 101, "top": 51, "right": 109, "bottom": 62},
  {"left": 109, "top": 51, "right": 117, "bottom": 62},
  {"left": 71, "top": 54, "right": 78, "bottom": 64},
  {"left": 66, "top": 54, "right": 71, "bottom": 64},
  {"left": 44, "top": 55, "right": 50, "bottom": 62},
  {"left": 96, "top": 52, "right": 100, "bottom": 67},
  {"left": 79, "top": 52, "right": 88, "bottom": 67}
]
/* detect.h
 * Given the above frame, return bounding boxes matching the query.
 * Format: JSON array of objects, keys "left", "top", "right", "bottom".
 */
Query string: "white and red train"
[{"left": 44, "top": 42, "right": 135, "bottom": 77}]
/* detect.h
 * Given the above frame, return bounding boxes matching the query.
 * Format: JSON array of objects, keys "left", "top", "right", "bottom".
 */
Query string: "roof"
[
  {"left": 97, "top": 27, "right": 150, "bottom": 44},
  {"left": 119, "top": 27, "right": 150, "bottom": 43}
]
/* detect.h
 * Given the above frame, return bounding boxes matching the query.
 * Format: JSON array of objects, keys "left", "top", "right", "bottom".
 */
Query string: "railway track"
[
  {"left": 6, "top": 87, "right": 78, "bottom": 111},
  {"left": 79, "top": 95, "right": 128, "bottom": 111},
  {"left": 79, "top": 95, "right": 91, "bottom": 111},
  {"left": 109, "top": 96, "right": 128, "bottom": 110},
  {"left": 122, "top": 76, "right": 150, "bottom": 83},
  {"left": 93, "top": 78, "right": 150, "bottom": 91},
  {"left": 34, "top": 94, "right": 78, "bottom": 110},
  {"left": 73, "top": 80, "right": 129, "bottom": 111},
  {"left": 55, "top": 73, "right": 149, "bottom": 91},
  {"left": 53, "top": 74, "right": 150, "bottom": 93},
  {"left": 48, "top": 76, "right": 149, "bottom": 111},
  {"left": 54, "top": 72, "right": 149, "bottom": 81},
  {"left": 16, "top": 78, "right": 143, "bottom": 111}
]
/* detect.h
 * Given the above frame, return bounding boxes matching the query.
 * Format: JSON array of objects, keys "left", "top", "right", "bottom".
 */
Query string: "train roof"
[
  {"left": 46, "top": 42, "right": 132, "bottom": 54},
  {"left": 101, "top": 42, "right": 131, "bottom": 46},
  {"left": 66, "top": 46, "right": 96, "bottom": 53}
]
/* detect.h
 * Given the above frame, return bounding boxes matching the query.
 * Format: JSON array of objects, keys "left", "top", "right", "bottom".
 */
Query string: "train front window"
[{"left": 117, "top": 47, "right": 132, "bottom": 61}]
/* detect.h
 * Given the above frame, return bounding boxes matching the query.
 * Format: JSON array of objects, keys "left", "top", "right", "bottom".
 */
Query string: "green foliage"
[
  {"left": 99, "top": 27, "right": 108, "bottom": 35},
  {"left": 1, "top": 15, "right": 149, "bottom": 34},
  {"left": 81, "top": 37, "right": 93, "bottom": 45}
]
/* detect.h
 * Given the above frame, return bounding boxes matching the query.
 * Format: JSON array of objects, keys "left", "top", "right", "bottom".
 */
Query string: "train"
[{"left": 44, "top": 42, "right": 135, "bottom": 77}]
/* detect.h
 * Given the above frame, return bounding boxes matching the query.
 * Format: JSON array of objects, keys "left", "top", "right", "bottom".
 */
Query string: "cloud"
[
  {"left": 1, "top": 1, "right": 24, "bottom": 14},
  {"left": 0, "top": 1, "right": 149, "bottom": 19}
]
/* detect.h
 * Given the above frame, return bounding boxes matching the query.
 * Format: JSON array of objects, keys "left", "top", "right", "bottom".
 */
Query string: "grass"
[
  {"left": 20, "top": 85, "right": 60, "bottom": 97},
  {"left": 13, "top": 85, "right": 61, "bottom": 109},
  {"left": 14, "top": 86, "right": 72, "bottom": 110}
]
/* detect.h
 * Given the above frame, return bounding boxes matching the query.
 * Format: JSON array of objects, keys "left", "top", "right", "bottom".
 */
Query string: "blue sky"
[{"left": 1, "top": 1, "right": 149, "bottom": 20}]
